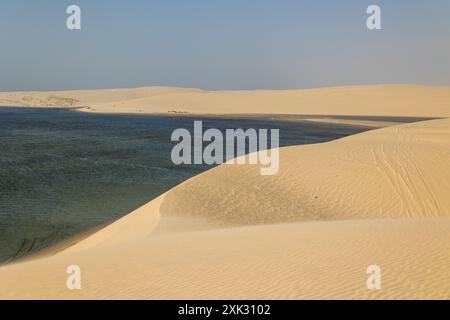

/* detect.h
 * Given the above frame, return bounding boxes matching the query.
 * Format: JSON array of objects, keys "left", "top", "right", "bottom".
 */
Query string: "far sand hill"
[
  {"left": 1, "top": 84, "right": 450, "bottom": 118},
  {"left": 0, "top": 85, "right": 449, "bottom": 299}
]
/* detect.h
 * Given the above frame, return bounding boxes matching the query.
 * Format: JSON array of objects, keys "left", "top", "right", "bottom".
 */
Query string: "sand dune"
[
  {"left": 159, "top": 118, "right": 450, "bottom": 227},
  {"left": 0, "top": 116, "right": 449, "bottom": 299},
  {"left": 2, "top": 84, "right": 450, "bottom": 118},
  {"left": 1, "top": 218, "right": 450, "bottom": 300},
  {"left": 0, "top": 86, "right": 199, "bottom": 108}
]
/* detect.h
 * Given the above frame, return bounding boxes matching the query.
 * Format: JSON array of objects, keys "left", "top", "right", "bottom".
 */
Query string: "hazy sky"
[{"left": 1, "top": 0, "right": 449, "bottom": 91}]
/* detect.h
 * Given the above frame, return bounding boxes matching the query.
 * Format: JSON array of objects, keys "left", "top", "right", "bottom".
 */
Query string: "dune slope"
[
  {"left": 1, "top": 218, "right": 450, "bottom": 300},
  {"left": 160, "top": 118, "right": 450, "bottom": 227}
]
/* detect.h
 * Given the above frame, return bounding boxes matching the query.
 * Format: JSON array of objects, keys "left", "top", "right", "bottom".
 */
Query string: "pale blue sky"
[{"left": 1, "top": 0, "right": 449, "bottom": 91}]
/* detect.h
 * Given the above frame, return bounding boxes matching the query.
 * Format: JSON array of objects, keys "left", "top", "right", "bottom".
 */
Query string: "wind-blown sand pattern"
[{"left": 0, "top": 111, "right": 449, "bottom": 299}]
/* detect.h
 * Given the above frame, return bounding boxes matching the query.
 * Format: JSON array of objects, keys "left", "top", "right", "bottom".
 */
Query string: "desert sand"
[
  {"left": 1, "top": 84, "right": 450, "bottom": 118},
  {"left": 0, "top": 85, "right": 449, "bottom": 299}
]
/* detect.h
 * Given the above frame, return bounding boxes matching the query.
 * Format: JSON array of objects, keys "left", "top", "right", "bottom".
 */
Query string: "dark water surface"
[{"left": 0, "top": 107, "right": 399, "bottom": 263}]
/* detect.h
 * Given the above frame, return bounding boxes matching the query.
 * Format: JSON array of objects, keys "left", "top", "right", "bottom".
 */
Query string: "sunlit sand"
[{"left": 1, "top": 85, "right": 449, "bottom": 299}]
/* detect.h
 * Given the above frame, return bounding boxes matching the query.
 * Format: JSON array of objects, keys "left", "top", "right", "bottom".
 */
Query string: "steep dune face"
[
  {"left": 2, "top": 85, "right": 450, "bottom": 118},
  {"left": 65, "top": 195, "right": 165, "bottom": 253},
  {"left": 159, "top": 118, "right": 450, "bottom": 227}
]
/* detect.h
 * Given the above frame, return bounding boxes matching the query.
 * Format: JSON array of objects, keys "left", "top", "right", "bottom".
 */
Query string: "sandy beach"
[{"left": 0, "top": 85, "right": 449, "bottom": 299}]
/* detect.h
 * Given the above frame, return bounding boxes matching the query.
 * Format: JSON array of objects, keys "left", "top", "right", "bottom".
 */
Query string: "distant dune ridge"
[
  {"left": 0, "top": 85, "right": 450, "bottom": 299},
  {"left": 1, "top": 84, "right": 450, "bottom": 117}
]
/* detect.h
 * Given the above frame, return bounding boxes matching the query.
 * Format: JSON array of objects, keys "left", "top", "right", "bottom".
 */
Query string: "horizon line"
[{"left": 2, "top": 83, "right": 449, "bottom": 94}]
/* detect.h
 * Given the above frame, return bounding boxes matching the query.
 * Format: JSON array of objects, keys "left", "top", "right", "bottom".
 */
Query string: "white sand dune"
[
  {"left": 0, "top": 115, "right": 449, "bottom": 299},
  {"left": 2, "top": 84, "right": 450, "bottom": 118}
]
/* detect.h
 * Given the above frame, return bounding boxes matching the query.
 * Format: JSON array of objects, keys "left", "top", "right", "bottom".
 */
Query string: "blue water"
[{"left": 0, "top": 107, "right": 378, "bottom": 263}]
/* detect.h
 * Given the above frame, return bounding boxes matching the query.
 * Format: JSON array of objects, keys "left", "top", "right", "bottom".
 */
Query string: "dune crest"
[
  {"left": 67, "top": 195, "right": 165, "bottom": 252},
  {"left": 159, "top": 118, "right": 450, "bottom": 227}
]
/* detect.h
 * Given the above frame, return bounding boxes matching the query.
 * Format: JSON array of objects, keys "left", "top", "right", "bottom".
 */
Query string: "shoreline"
[
  {"left": 0, "top": 107, "right": 376, "bottom": 264},
  {"left": 1, "top": 85, "right": 450, "bottom": 299},
  {"left": 2, "top": 116, "right": 450, "bottom": 298},
  {"left": 1, "top": 105, "right": 436, "bottom": 129}
]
